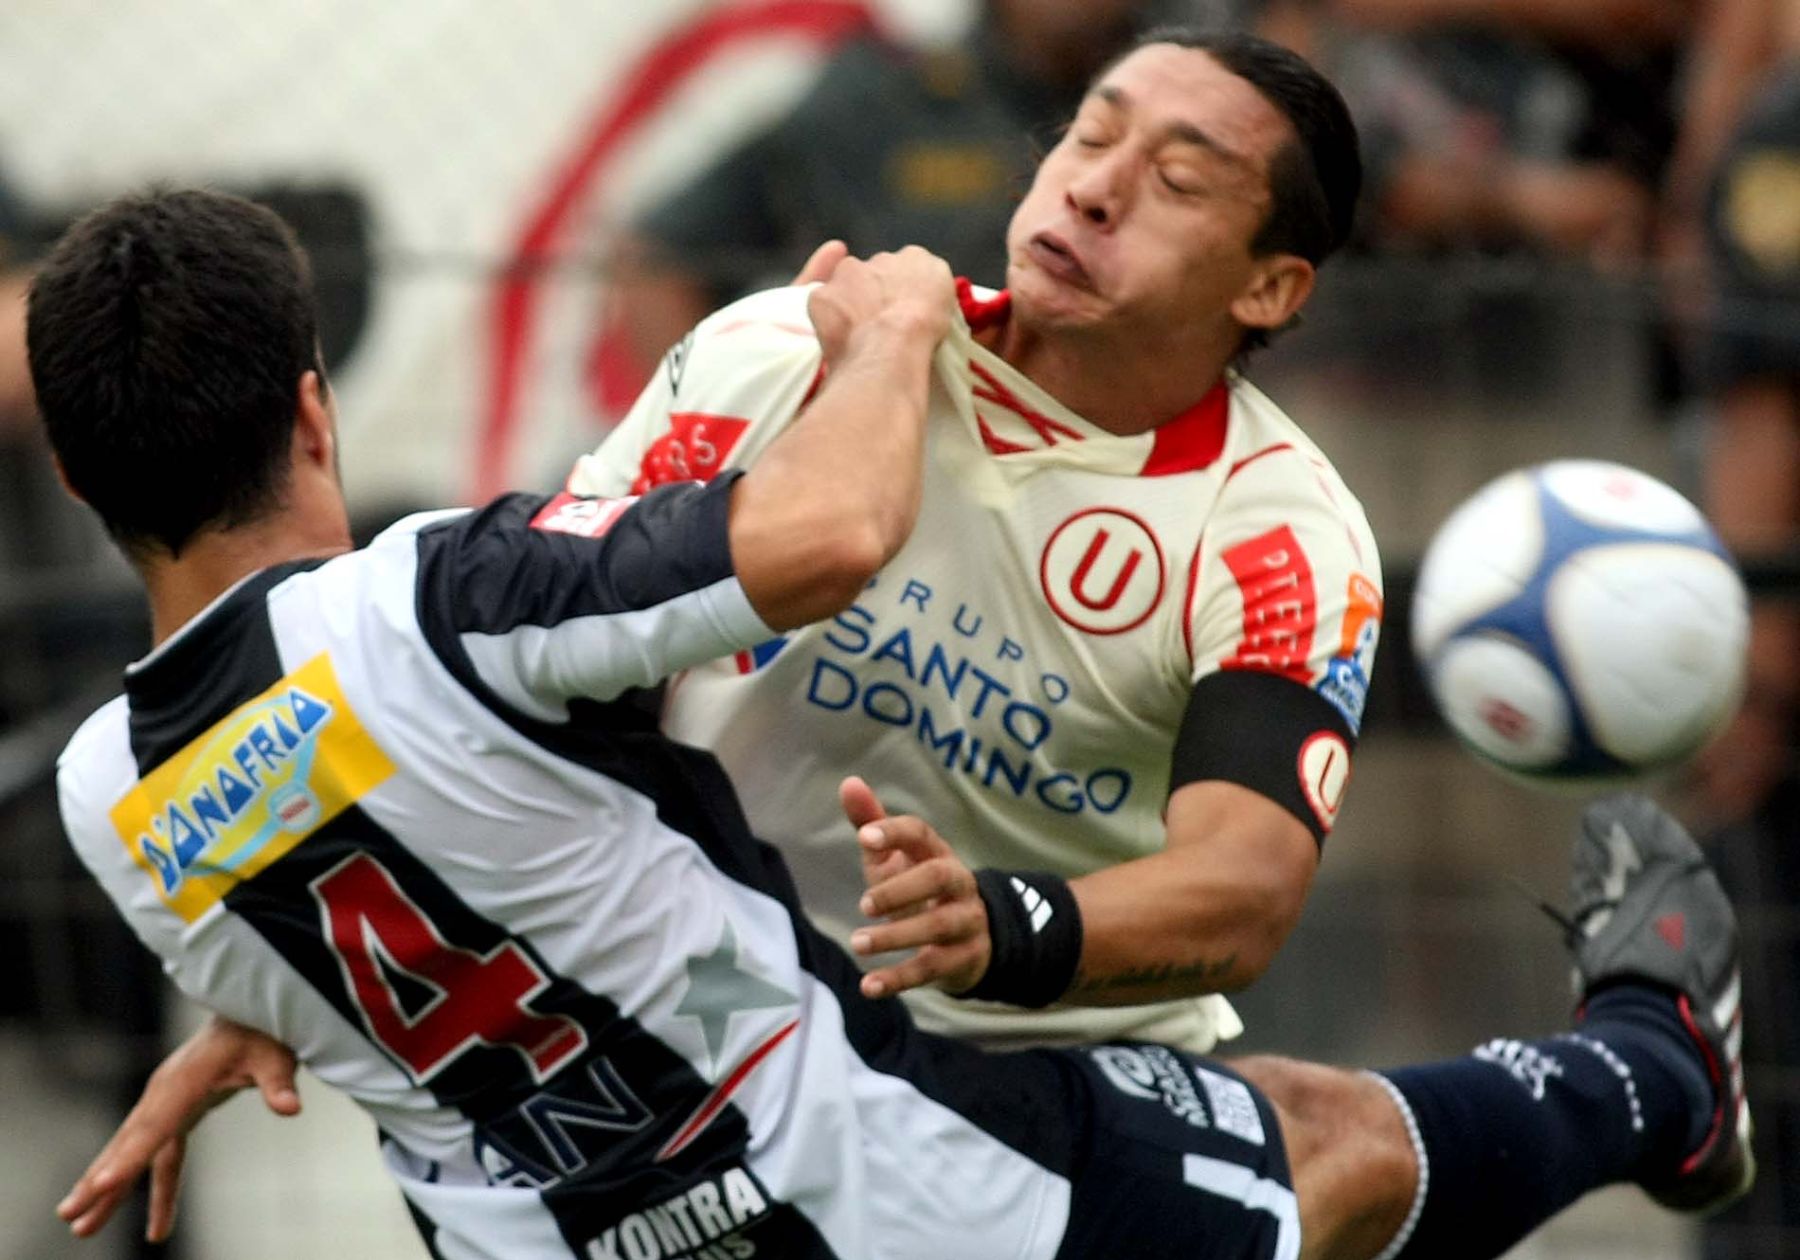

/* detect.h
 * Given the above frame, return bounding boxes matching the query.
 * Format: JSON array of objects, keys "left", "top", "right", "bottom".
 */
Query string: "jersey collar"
[{"left": 951, "top": 278, "right": 1231, "bottom": 477}]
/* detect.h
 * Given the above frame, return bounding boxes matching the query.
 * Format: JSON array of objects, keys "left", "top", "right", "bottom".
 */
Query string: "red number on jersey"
[{"left": 312, "top": 853, "right": 587, "bottom": 1085}]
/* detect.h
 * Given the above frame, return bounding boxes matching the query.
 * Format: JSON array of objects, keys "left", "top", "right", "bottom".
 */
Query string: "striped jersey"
[
  {"left": 56, "top": 480, "right": 1079, "bottom": 1260},
  {"left": 567, "top": 281, "right": 1383, "bottom": 1052}
]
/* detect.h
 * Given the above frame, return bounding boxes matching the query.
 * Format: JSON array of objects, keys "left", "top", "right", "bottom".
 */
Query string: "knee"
[
  {"left": 1234, "top": 1055, "right": 1419, "bottom": 1210},
  {"left": 1234, "top": 1057, "right": 1421, "bottom": 1258}
]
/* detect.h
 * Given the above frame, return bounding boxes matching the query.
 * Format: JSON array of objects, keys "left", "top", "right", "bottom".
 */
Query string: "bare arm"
[
  {"left": 728, "top": 246, "right": 953, "bottom": 630},
  {"left": 1063, "top": 781, "right": 1318, "bottom": 1004},
  {"left": 854, "top": 779, "right": 1319, "bottom": 1006}
]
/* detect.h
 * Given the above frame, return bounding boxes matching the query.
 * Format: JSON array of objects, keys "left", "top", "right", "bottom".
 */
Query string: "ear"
[
  {"left": 1229, "top": 254, "right": 1315, "bottom": 335},
  {"left": 292, "top": 369, "right": 335, "bottom": 471}
]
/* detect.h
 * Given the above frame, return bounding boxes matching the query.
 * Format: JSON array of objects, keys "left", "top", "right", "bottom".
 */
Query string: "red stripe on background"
[{"left": 479, "top": 1, "right": 874, "bottom": 502}]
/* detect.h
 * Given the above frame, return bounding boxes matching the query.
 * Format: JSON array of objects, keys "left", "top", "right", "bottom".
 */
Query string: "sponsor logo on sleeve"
[
  {"left": 632, "top": 413, "right": 750, "bottom": 493},
  {"left": 1297, "top": 731, "right": 1351, "bottom": 833},
  {"left": 1220, "top": 525, "right": 1316, "bottom": 684},
  {"left": 531, "top": 492, "right": 638, "bottom": 539},
  {"left": 110, "top": 654, "right": 396, "bottom": 923},
  {"left": 1316, "top": 573, "right": 1382, "bottom": 734}
]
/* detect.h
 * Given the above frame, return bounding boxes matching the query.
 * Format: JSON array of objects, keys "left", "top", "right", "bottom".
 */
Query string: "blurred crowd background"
[{"left": 0, "top": 1, "right": 1796, "bottom": 1256}]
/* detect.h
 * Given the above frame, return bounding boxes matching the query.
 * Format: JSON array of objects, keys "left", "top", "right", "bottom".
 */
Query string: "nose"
[{"left": 1065, "top": 149, "right": 1133, "bottom": 231}]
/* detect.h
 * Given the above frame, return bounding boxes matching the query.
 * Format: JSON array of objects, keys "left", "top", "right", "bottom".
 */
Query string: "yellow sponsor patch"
[{"left": 110, "top": 654, "right": 396, "bottom": 922}]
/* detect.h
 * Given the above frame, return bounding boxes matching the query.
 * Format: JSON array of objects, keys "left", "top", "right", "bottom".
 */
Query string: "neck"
[
  {"left": 142, "top": 511, "right": 351, "bottom": 646},
  {"left": 982, "top": 318, "right": 1236, "bottom": 436}
]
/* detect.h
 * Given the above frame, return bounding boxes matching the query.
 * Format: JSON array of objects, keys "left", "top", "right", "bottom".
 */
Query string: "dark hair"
[
  {"left": 1130, "top": 27, "right": 1361, "bottom": 267},
  {"left": 27, "top": 188, "right": 322, "bottom": 558}
]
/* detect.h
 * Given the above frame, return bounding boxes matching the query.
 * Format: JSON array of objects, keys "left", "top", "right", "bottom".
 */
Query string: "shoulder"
[
  {"left": 56, "top": 694, "right": 134, "bottom": 831},
  {"left": 677, "top": 285, "right": 825, "bottom": 400},
  {"left": 692, "top": 284, "right": 820, "bottom": 345},
  {"left": 1216, "top": 376, "right": 1382, "bottom": 583}
]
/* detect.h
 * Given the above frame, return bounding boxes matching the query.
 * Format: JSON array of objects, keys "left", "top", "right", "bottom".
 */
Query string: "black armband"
[
  {"left": 1170, "top": 670, "right": 1357, "bottom": 846},
  {"left": 959, "top": 869, "right": 1084, "bottom": 1009}
]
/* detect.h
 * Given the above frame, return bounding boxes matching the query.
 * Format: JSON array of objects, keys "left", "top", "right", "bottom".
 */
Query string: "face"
[{"left": 1004, "top": 44, "right": 1308, "bottom": 346}]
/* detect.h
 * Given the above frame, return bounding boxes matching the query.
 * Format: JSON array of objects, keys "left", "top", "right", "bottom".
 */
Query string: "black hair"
[
  {"left": 26, "top": 187, "right": 323, "bottom": 559},
  {"left": 1133, "top": 26, "right": 1362, "bottom": 268}
]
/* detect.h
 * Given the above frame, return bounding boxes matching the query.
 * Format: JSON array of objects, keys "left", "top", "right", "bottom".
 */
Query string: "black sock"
[{"left": 1373, "top": 982, "right": 1713, "bottom": 1260}]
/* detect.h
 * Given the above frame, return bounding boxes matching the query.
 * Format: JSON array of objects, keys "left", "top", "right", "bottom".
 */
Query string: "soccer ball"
[{"left": 1411, "top": 460, "right": 1749, "bottom": 780}]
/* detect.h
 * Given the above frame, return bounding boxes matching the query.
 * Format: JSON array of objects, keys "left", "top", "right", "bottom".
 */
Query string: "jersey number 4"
[{"left": 311, "top": 853, "right": 588, "bottom": 1085}]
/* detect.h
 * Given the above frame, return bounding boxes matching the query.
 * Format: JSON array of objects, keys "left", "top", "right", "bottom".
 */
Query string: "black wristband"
[{"left": 959, "top": 869, "right": 1084, "bottom": 1009}]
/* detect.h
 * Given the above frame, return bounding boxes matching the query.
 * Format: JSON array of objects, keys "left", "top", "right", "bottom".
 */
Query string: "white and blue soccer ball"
[{"left": 1411, "top": 460, "right": 1750, "bottom": 781}]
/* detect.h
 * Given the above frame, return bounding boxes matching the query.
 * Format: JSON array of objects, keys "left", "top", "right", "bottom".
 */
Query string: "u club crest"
[{"left": 1039, "top": 508, "right": 1166, "bottom": 635}]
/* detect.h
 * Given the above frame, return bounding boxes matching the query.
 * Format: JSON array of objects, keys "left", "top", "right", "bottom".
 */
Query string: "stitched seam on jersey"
[{"left": 1366, "top": 1071, "right": 1428, "bottom": 1260}]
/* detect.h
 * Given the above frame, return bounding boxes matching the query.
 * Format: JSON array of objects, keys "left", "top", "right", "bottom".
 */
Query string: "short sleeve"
[
  {"left": 566, "top": 287, "right": 827, "bottom": 501},
  {"left": 1171, "top": 447, "right": 1383, "bottom": 842},
  {"left": 414, "top": 481, "right": 774, "bottom": 721},
  {"left": 1187, "top": 447, "right": 1383, "bottom": 735}
]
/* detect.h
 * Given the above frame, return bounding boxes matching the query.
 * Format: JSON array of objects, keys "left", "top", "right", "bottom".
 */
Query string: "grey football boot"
[{"left": 1567, "top": 793, "right": 1754, "bottom": 1214}]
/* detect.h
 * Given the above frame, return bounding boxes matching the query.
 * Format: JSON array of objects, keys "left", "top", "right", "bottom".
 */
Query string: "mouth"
[{"left": 1026, "top": 232, "right": 1095, "bottom": 291}]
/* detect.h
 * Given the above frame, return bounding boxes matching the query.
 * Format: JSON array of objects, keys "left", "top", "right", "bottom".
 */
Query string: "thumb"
[
  {"left": 793, "top": 239, "right": 848, "bottom": 287},
  {"left": 252, "top": 1048, "right": 302, "bottom": 1117},
  {"left": 839, "top": 776, "right": 887, "bottom": 832}
]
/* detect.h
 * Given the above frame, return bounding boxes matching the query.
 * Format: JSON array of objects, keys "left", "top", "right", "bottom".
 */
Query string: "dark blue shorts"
[{"left": 1049, "top": 1043, "right": 1298, "bottom": 1260}]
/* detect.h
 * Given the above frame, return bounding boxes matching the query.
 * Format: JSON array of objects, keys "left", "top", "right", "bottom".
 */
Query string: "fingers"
[
  {"left": 856, "top": 814, "right": 951, "bottom": 867},
  {"left": 58, "top": 1103, "right": 173, "bottom": 1235},
  {"left": 838, "top": 776, "right": 887, "bottom": 832},
  {"left": 59, "top": 1017, "right": 301, "bottom": 1240},
  {"left": 249, "top": 1041, "right": 302, "bottom": 1117},
  {"left": 851, "top": 895, "right": 985, "bottom": 958},
  {"left": 792, "top": 239, "right": 848, "bottom": 286},
  {"left": 858, "top": 940, "right": 988, "bottom": 999},
  {"left": 146, "top": 1136, "right": 188, "bottom": 1243},
  {"left": 58, "top": 1164, "right": 130, "bottom": 1238},
  {"left": 857, "top": 850, "right": 971, "bottom": 919},
  {"left": 806, "top": 246, "right": 957, "bottom": 364}
]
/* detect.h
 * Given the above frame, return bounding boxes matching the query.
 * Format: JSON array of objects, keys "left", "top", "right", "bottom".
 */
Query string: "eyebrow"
[{"left": 1090, "top": 84, "right": 1256, "bottom": 171}]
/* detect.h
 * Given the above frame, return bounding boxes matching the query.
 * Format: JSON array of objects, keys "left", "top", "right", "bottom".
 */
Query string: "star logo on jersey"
[{"left": 674, "top": 923, "right": 798, "bottom": 1076}]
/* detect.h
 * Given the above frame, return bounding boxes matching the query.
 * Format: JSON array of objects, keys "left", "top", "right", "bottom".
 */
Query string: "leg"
[
  {"left": 1234, "top": 795, "right": 1750, "bottom": 1260},
  {"left": 1230, "top": 1057, "right": 1416, "bottom": 1260}
]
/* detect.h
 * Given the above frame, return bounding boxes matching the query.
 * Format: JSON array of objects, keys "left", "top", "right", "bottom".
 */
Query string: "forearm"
[
  {"left": 1063, "top": 848, "right": 1299, "bottom": 1005},
  {"left": 749, "top": 313, "right": 937, "bottom": 553},
  {"left": 728, "top": 281, "right": 945, "bottom": 630}
]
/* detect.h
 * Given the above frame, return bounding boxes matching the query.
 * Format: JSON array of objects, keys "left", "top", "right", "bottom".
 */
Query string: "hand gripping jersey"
[
  {"left": 56, "top": 483, "right": 1302, "bottom": 1260},
  {"left": 568, "top": 283, "right": 1383, "bottom": 1052}
]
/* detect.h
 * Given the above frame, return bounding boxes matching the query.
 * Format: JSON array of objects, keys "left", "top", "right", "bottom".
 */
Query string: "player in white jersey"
[
  {"left": 554, "top": 27, "right": 1379, "bottom": 1053},
  {"left": 39, "top": 185, "right": 1758, "bottom": 1260}
]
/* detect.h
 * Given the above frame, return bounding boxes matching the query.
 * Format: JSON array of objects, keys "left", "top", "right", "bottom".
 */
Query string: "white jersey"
[
  {"left": 56, "top": 484, "right": 1080, "bottom": 1260},
  {"left": 569, "top": 283, "right": 1383, "bottom": 1051}
]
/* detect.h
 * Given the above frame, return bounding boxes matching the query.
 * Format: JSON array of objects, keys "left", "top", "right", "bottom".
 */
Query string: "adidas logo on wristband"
[{"left": 1010, "top": 876, "right": 1054, "bottom": 933}]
